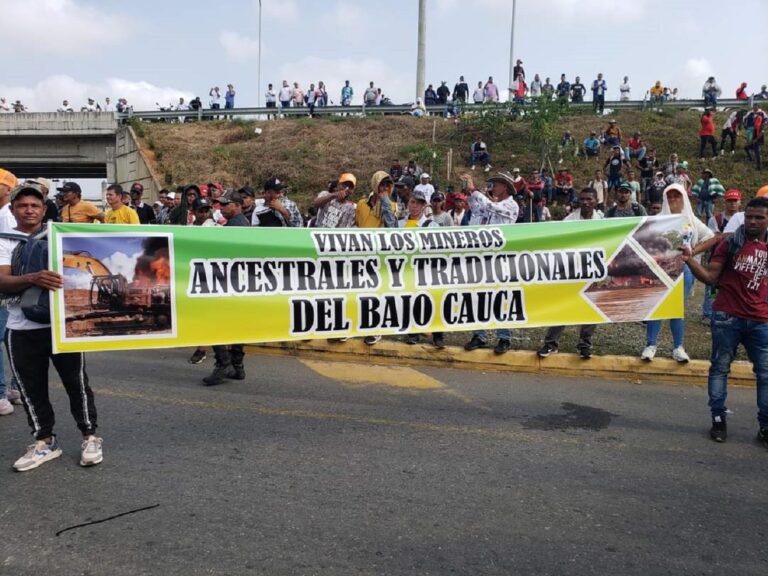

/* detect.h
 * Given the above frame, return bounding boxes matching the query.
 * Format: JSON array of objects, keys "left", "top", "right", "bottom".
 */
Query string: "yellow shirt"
[
  {"left": 404, "top": 219, "right": 419, "bottom": 228},
  {"left": 61, "top": 200, "right": 103, "bottom": 223},
  {"left": 105, "top": 205, "right": 140, "bottom": 224},
  {"left": 355, "top": 198, "right": 397, "bottom": 228}
]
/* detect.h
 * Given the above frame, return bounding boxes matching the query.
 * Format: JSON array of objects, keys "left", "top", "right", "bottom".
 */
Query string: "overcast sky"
[{"left": 2, "top": 0, "right": 766, "bottom": 112}]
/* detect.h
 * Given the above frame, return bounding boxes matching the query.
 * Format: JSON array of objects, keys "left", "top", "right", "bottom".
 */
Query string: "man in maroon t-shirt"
[{"left": 684, "top": 197, "right": 768, "bottom": 447}]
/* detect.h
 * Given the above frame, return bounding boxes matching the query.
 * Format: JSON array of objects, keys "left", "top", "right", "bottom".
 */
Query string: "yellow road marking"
[{"left": 300, "top": 359, "right": 443, "bottom": 390}]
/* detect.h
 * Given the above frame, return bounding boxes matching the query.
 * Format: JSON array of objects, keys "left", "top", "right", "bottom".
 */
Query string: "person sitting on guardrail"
[
  {"left": 570, "top": 77, "right": 586, "bottom": 103},
  {"left": 410, "top": 98, "right": 426, "bottom": 117},
  {"left": 649, "top": 80, "right": 664, "bottom": 106},
  {"left": 470, "top": 135, "right": 492, "bottom": 172},
  {"left": 81, "top": 98, "right": 100, "bottom": 112},
  {"left": 702, "top": 76, "right": 721, "bottom": 108}
]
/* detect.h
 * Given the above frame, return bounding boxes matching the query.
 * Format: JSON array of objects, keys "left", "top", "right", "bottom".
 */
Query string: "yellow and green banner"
[{"left": 50, "top": 216, "right": 685, "bottom": 352}]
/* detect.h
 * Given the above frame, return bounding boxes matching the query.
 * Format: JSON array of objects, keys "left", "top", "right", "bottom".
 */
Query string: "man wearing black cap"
[
  {"left": 58, "top": 182, "right": 104, "bottom": 223},
  {"left": 202, "top": 189, "right": 248, "bottom": 386},
  {"left": 191, "top": 197, "right": 217, "bottom": 227},
  {"left": 129, "top": 183, "right": 155, "bottom": 224},
  {"left": 238, "top": 186, "right": 257, "bottom": 222},
  {"left": 252, "top": 178, "right": 293, "bottom": 227},
  {"left": 0, "top": 183, "right": 102, "bottom": 470}
]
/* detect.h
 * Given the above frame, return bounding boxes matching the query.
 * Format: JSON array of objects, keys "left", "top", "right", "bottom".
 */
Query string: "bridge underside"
[{"left": 0, "top": 135, "right": 113, "bottom": 180}]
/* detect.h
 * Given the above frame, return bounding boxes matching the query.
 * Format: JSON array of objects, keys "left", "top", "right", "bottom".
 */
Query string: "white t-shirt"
[
  {"left": 0, "top": 234, "right": 51, "bottom": 330},
  {"left": 414, "top": 183, "right": 435, "bottom": 198},
  {"left": 0, "top": 204, "right": 17, "bottom": 233},
  {"left": 723, "top": 211, "right": 745, "bottom": 234}
]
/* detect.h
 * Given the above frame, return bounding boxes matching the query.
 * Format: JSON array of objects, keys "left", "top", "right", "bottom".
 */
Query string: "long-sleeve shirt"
[{"left": 468, "top": 190, "right": 518, "bottom": 225}]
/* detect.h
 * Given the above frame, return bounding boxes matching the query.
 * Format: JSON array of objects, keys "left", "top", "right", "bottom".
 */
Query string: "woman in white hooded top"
[{"left": 641, "top": 183, "right": 719, "bottom": 362}]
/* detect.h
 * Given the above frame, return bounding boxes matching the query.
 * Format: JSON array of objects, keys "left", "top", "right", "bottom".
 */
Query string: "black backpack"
[
  {"left": 0, "top": 230, "right": 50, "bottom": 323},
  {"left": 607, "top": 203, "right": 644, "bottom": 218}
]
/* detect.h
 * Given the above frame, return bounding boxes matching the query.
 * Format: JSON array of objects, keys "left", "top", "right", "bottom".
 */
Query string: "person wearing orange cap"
[{"left": 314, "top": 173, "right": 357, "bottom": 229}]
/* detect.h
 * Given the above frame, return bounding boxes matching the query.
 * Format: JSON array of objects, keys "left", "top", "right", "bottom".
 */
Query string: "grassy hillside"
[{"left": 134, "top": 107, "right": 765, "bottom": 208}]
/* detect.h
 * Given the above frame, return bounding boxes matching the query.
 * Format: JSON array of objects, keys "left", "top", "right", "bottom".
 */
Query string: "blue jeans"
[
  {"left": 646, "top": 265, "right": 693, "bottom": 348},
  {"left": 702, "top": 285, "right": 715, "bottom": 319},
  {"left": 471, "top": 151, "right": 490, "bottom": 166},
  {"left": 625, "top": 147, "right": 646, "bottom": 162},
  {"left": 472, "top": 328, "right": 511, "bottom": 343},
  {"left": 708, "top": 311, "right": 768, "bottom": 428},
  {"left": 695, "top": 198, "right": 714, "bottom": 221}
]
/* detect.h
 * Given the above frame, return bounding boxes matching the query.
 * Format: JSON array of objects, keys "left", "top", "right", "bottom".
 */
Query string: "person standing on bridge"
[
  {"left": 0, "top": 183, "right": 102, "bottom": 471},
  {"left": 58, "top": 182, "right": 104, "bottom": 223},
  {"left": 682, "top": 196, "right": 768, "bottom": 447},
  {"left": 225, "top": 84, "right": 236, "bottom": 110}
]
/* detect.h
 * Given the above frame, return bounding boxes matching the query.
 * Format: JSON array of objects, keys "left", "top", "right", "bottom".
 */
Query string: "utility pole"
[
  {"left": 257, "top": 0, "right": 262, "bottom": 107},
  {"left": 508, "top": 0, "right": 517, "bottom": 99},
  {"left": 416, "top": 0, "right": 426, "bottom": 102}
]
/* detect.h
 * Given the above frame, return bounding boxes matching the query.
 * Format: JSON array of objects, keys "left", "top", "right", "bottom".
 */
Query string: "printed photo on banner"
[
  {"left": 584, "top": 217, "right": 684, "bottom": 321},
  {"left": 56, "top": 233, "right": 177, "bottom": 342}
]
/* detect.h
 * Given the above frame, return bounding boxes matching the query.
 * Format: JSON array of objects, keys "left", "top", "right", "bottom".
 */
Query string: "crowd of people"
[{"left": 4, "top": 70, "right": 768, "bottom": 115}]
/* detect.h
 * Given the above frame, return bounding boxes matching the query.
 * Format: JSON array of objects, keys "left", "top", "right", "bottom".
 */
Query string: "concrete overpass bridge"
[{"left": 0, "top": 112, "right": 158, "bottom": 196}]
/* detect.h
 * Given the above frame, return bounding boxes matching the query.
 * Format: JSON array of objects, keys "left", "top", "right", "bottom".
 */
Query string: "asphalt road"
[{"left": 1, "top": 348, "right": 767, "bottom": 576}]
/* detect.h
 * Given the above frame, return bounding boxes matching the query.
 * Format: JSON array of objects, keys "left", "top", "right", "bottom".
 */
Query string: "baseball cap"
[
  {"left": 29, "top": 177, "right": 52, "bottom": 191},
  {"left": 217, "top": 189, "right": 243, "bottom": 205},
  {"left": 130, "top": 182, "right": 144, "bottom": 194},
  {"left": 166, "top": 191, "right": 176, "bottom": 200},
  {"left": 237, "top": 186, "right": 256, "bottom": 198},
  {"left": 420, "top": 173, "right": 431, "bottom": 180},
  {"left": 338, "top": 173, "right": 357, "bottom": 187},
  {"left": 193, "top": 197, "right": 212, "bottom": 210},
  {"left": 453, "top": 193, "right": 467, "bottom": 202},
  {"left": 57, "top": 182, "right": 82, "bottom": 194},
  {"left": 0, "top": 168, "right": 18, "bottom": 189},
  {"left": 411, "top": 189, "right": 428, "bottom": 203},
  {"left": 264, "top": 177, "right": 288, "bottom": 192},
  {"left": 10, "top": 182, "right": 45, "bottom": 203},
  {"left": 724, "top": 189, "right": 742, "bottom": 201},
  {"left": 702, "top": 168, "right": 713, "bottom": 175},
  {"left": 617, "top": 181, "right": 632, "bottom": 191},
  {"left": 430, "top": 192, "right": 445, "bottom": 202},
  {"left": 395, "top": 176, "right": 416, "bottom": 189}
]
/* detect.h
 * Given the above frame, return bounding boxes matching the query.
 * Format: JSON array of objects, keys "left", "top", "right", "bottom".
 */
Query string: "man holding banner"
[{"left": 0, "top": 183, "right": 102, "bottom": 471}]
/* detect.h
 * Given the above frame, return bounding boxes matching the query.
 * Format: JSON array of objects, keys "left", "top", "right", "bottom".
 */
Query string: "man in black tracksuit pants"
[{"left": 0, "top": 184, "right": 102, "bottom": 472}]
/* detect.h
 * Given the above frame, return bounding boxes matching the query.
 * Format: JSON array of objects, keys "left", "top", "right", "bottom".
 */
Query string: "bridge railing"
[{"left": 112, "top": 98, "right": 751, "bottom": 123}]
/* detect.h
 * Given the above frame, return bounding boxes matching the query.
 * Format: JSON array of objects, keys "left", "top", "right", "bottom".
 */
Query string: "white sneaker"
[
  {"left": 470, "top": 165, "right": 476, "bottom": 170},
  {"left": 641, "top": 345, "right": 657, "bottom": 361},
  {"left": 672, "top": 346, "right": 690, "bottom": 363},
  {"left": 484, "top": 164, "right": 491, "bottom": 172},
  {"left": 13, "top": 437, "right": 62, "bottom": 472},
  {"left": 0, "top": 398, "right": 13, "bottom": 416},
  {"left": 363, "top": 335, "right": 381, "bottom": 346},
  {"left": 80, "top": 436, "right": 103, "bottom": 467},
  {"left": 6, "top": 387, "right": 22, "bottom": 405}
]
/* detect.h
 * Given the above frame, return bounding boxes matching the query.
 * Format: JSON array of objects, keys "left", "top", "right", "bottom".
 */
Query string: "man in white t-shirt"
[
  {"left": 414, "top": 173, "right": 435, "bottom": 199},
  {"left": 0, "top": 183, "right": 103, "bottom": 472}
]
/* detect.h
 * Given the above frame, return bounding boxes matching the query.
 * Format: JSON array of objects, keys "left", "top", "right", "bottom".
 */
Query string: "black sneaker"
[
  {"left": 537, "top": 343, "right": 558, "bottom": 358},
  {"left": 232, "top": 364, "right": 245, "bottom": 380},
  {"left": 578, "top": 347, "right": 593, "bottom": 359},
  {"left": 432, "top": 334, "right": 445, "bottom": 349},
  {"left": 710, "top": 416, "right": 727, "bottom": 443},
  {"left": 405, "top": 334, "right": 420, "bottom": 345},
  {"left": 203, "top": 363, "right": 235, "bottom": 386},
  {"left": 189, "top": 348, "right": 206, "bottom": 364},
  {"left": 757, "top": 429, "right": 768, "bottom": 450},
  {"left": 493, "top": 339, "right": 511, "bottom": 355},
  {"left": 464, "top": 336, "right": 487, "bottom": 351}
]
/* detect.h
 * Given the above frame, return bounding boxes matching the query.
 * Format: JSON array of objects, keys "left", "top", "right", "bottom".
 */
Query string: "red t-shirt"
[
  {"left": 699, "top": 114, "right": 715, "bottom": 137},
  {"left": 712, "top": 238, "right": 768, "bottom": 322}
]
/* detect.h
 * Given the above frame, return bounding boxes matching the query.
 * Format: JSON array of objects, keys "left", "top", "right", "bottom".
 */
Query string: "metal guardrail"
[{"left": 114, "top": 98, "right": 753, "bottom": 122}]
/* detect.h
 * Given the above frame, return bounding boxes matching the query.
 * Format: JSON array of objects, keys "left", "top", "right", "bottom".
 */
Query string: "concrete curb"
[{"left": 247, "top": 340, "right": 756, "bottom": 388}]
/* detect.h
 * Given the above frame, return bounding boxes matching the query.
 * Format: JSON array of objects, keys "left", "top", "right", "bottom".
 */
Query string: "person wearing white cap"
[{"left": 413, "top": 173, "right": 434, "bottom": 199}]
